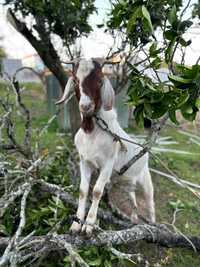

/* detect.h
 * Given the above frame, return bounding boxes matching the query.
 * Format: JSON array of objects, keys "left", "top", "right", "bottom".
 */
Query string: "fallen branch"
[{"left": 0, "top": 224, "right": 200, "bottom": 253}]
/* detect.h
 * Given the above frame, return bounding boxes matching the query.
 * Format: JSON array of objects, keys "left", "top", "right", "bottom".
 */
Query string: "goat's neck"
[
  {"left": 80, "top": 108, "right": 117, "bottom": 134},
  {"left": 81, "top": 116, "right": 94, "bottom": 133},
  {"left": 96, "top": 108, "right": 118, "bottom": 130}
]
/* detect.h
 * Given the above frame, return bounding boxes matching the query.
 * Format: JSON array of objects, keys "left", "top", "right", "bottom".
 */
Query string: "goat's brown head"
[
  {"left": 76, "top": 59, "right": 103, "bottom": 116},
  {"left": 56, "top": 58, "right": 115, "bottom": 132}
]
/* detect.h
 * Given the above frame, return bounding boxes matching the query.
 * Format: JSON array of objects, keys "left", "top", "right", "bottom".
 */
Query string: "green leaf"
[
  {"left": 149, "top": 42, "right": 157, "bottom": 56},
  {"left": 185, "top": 106, "right": 193, "bottom": 114},
  {"left": 149, "top": 92, "right": 164, "bottom": 103},
  {"left": 127, "top": 7, "right": 141, "bottom": 33},
  {"left": 87, "top": 258, "right": 102, "bottom": 266},
  {"left": 134, "top": 105, "right": 144, "bottom": 127},
  {"left": 169, "top": 199, "right": 185, "bottom": 210},
  {"left": 146, "top": 83, "right": 157, "bottom": 91},
  {"left": 195, "top": 98, "right": 200, "bottom": 108},
  {"left": 165, "top": 40, "right": 175, "bottom": 63},
  {"left": 164, "top": 30, "right": 177, "bottom": 41},
  {"left": 97, "top": 24, "right": 104, "bottom": 28},
  {"left": 181, "top": 111, "right": 197, "bottom": 121},
  {"left": 151, "top": 103, "right": 168, "bottom": 118},
  {"left": 168, "top": 5, "right": 177, "bottom": 25},
  {"left": 169, "top": 109, "right": 179, "bottom": 124},
  {"left": 179, "top": 37, "right": 192, "bottom": 47},
  {"left": 141, "top": 5, "right": 153, "bottom": 33},
  {"left": 144, "top": 103, "right": 152, "bottom": 116},
  {"left": 181, "top": 104, "right": 197, "bottom": 121},
  {"left": 179, "top": 20, "right": 193, "bottom": 32},
  {"left": 104, "top": 260, "right": 112, "bottom": 267},
  {"left": 176, "top": 92, "right": 189, "bottom": 108},
  {"left": 168, "top": 75, "right": 193, "bottom": 84},
  {"left": 151, "top": 57, "right": 161, "bottom": 69}
]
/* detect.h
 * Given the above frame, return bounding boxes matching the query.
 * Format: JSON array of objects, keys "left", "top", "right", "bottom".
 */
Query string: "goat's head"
[{"left": 56, "top": 59, "right": 115, "bottom": 117}]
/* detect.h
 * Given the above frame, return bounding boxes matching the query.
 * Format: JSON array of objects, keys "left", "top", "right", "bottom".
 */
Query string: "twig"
[
  {"left": 109, "top": 247, "right": 148, "bottom": 265},
  {"left": 150, "top": 168, "right": 200, "bottom": 190},
  {"left": 52, "top": 233, "right": 89, "bottom": 267},
  {"left": 0, "top": 185, "right": 31, "bottom": 266},
  {"left": 10, "top": 78, "right": 32, "bottom": 152},
  {"left": 14, "top": 185, "right": 31, "bottom": 243},
  {"left": 0, "top": 182, "right": 31, "bottom": 217}
]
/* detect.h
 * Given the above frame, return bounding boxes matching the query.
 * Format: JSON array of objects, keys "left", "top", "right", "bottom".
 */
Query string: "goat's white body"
[{"left": 75, "top": 108, "right": 148, "bottom": 180}]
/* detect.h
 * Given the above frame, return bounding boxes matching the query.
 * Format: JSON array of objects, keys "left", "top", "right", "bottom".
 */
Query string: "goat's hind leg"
[
  {"left": 70, "top": 159, "right": 92, "bottom": 233},
  {"left": 140, "top": 169, "right": 155, "bottom": 222},
  {"left": 129, "top": 190, "right": 139, "bottom": 223}
]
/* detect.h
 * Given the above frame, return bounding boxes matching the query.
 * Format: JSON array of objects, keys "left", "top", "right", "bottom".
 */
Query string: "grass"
[{"left": 0, "top": 82, "right": 200, "bottom": 266}]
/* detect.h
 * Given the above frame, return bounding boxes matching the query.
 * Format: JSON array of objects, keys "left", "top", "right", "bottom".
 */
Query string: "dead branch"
[{"left": 0, "top": 224, "right": 200, "bottom": 253}]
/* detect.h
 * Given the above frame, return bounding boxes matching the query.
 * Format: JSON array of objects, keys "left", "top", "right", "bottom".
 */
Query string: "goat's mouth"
[{"left": 80, "top": 107, "right": 95, "bottom": 117}]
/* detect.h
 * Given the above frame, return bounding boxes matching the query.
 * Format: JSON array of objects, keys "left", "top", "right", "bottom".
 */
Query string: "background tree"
[{"left": 5, "top": 0, "right": 96, "bottom": 134}]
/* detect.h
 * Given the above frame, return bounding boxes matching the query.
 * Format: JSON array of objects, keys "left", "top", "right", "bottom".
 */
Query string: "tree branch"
[{"left": 0, "top": 224, "right": 200, "bottom": 253}]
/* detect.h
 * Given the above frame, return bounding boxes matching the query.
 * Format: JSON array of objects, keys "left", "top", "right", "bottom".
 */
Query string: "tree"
[
  {"left": 107, "top": 0, "right": 200, "bottom": 127},
  {"left": 5, "top": 0, "right": 96, "bottom": 134}
]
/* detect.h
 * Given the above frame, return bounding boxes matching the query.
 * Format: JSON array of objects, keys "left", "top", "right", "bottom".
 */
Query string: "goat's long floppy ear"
[
  {"left": 55, "top": 77, "right": 75, "bottom": 105},
  {"left": 101, "top": 77, "right": 115, "bottom": 111}
]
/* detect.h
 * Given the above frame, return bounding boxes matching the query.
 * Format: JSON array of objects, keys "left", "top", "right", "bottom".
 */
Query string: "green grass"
[{"left": 0, "top": 82, "right": 200, "bottom": 266}]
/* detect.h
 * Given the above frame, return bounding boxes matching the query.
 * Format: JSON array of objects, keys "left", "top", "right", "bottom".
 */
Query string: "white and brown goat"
[{"left": 56, "top": 59, "right": 155, "bottom": 235}]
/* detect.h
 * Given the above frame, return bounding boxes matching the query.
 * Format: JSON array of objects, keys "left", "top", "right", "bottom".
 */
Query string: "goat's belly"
[{"left": 114, "top": 147, "right": 149, "bottom": 177}]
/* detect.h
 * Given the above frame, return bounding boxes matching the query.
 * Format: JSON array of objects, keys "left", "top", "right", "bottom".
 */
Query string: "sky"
[{"left": 0, "top": 0, "right": 200, "bottom": 65}]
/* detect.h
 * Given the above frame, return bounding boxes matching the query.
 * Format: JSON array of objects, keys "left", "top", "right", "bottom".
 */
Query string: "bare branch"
[{"left": 1, "top": 224, "right": 200, "bottom": 254}]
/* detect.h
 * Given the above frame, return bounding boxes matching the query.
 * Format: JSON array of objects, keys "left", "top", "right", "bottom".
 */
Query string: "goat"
[{"left": 56, "top": 59, "right": 155, "bottom": 235}]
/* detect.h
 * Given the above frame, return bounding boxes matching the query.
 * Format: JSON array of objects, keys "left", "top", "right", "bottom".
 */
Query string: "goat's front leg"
[
  {"left": 82, "top": 159, "right": 114, "bottom": 235},
  {"left": 70, "top": 159, "right": 92, "bottom": 233}
]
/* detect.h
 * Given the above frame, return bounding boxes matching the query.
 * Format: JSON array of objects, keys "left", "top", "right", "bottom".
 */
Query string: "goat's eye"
[{"left": 98, "top": 81, "right": 102, "bottom": 87}]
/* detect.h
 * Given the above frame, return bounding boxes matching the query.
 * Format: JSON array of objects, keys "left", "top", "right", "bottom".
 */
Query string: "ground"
[{"left": 0, "top": 81, "right": 200, "bottom": 266}]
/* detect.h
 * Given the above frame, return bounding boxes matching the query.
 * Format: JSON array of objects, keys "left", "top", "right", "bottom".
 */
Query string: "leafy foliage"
[
  {"left": 108, "top": 0, "right": 183, "bottom": 46},
  {"left": 128, "top": 63, "right": 200, "bottom": 126},
  {"left": 108, "top": 0, "right": 200, "bottom": 127}
]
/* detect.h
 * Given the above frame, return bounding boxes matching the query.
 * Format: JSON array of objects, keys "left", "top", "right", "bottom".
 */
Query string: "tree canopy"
[
  {"left": 5, "top": 0, "right": 96, "bottom": 46},
  {"left": 107, "top": 0, "right": 200, "bottom": 126}
]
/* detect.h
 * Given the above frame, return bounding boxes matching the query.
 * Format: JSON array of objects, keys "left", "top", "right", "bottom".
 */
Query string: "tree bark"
[{"left": 0, "top": 224, "right": 200, "bottom": 252}]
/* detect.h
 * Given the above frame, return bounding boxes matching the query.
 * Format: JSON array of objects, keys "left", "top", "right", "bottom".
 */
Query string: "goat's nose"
[{"left": 80, "top": 104, "right": 91, "bottom": 111}]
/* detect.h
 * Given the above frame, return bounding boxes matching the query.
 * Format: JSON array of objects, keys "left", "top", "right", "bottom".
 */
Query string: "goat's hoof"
[
  {"left": 81, "top": 224, "right": 93, "bottom": 236},
  {"left": 149, "top": 215, "right": 156, "bottom": 223},
  {"left": 69, "top": 221, "right": 81, "bottom": 233},
  {"left": 130, "top": 213, "right": 139, "bottom": 224}
]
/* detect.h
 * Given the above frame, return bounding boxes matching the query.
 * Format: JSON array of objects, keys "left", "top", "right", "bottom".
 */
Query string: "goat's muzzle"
[{"left": 79, "top": 103, "right": 95, "bottom": 117}]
